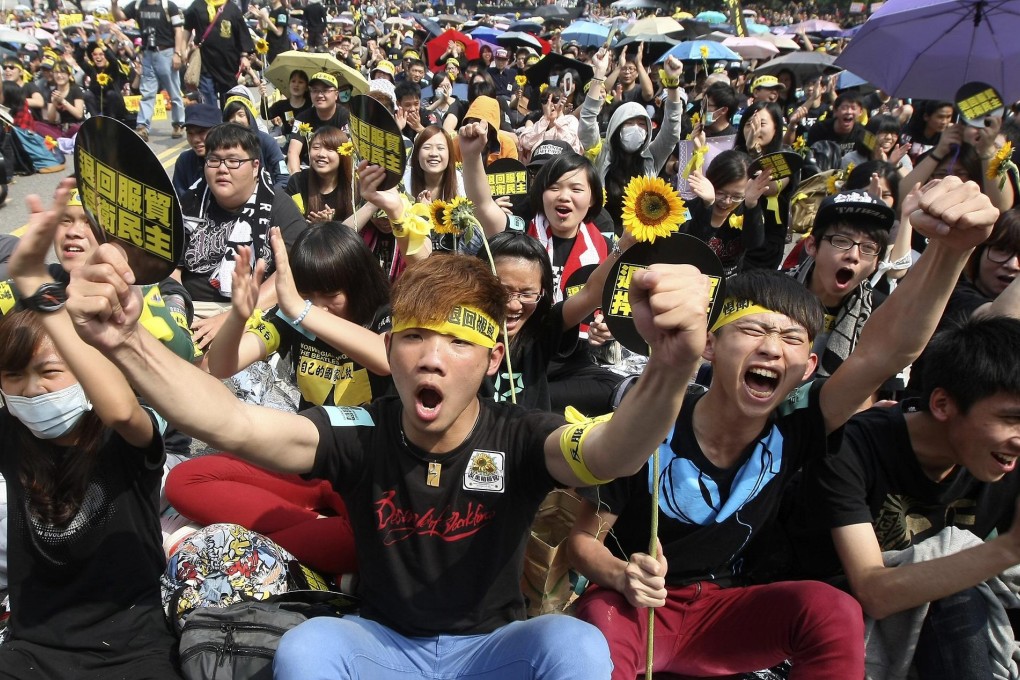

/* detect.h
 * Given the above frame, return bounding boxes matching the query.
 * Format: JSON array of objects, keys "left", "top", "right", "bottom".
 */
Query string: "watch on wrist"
[{"left": 21, "top": 281, "right": 68, "bottom": 313}]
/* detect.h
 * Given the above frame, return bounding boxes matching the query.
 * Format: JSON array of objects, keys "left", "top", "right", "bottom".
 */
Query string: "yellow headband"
[
  {"left": 709, "top": 298, "right": 776, "bottom": 333},
  {"left": 391, "top": 305, "right": 499, "bottom": 348}
]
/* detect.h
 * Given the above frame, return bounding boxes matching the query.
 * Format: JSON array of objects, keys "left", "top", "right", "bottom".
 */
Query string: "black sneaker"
[{"left": 171, "top": 124, "right": 185, "bottom": 139}]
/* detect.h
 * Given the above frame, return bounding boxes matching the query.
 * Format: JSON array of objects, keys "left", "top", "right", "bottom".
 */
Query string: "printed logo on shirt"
[
  {"left": 463, "top": 450, "right": 505, "bottom": 492},
  {"left": 323, "top": 405, "right": 375, "bottom": 427}
]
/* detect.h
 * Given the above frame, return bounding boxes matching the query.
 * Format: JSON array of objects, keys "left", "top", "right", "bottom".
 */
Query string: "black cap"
[
  {"left": 528, "top": 139, "right": 574, "bottom": 169},
  {"left": 185, "top": 103, "right": 222, "bottom": 129},
  {"left": 815, "top": 190, "right": 896, "bottom": 232}
]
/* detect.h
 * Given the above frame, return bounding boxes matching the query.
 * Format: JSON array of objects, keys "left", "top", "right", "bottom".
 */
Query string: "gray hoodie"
[{"left": 578, "top": 96, "right": 683, "bottom": 185}]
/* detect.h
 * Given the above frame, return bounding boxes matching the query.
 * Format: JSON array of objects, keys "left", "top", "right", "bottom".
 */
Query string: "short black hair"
[
  {"left": 529, "top": 153, "right": 604, "bottom": 225},
  {"left": 394, "top": 80, "right": 421, "bottom": 102},
  {"left": 833, "top": 90, "right": 864, "bottom": 110},
  {"left": 704, "top": 81, "right": 739, "bottom": 118},
  {"left": 920, "top": 316, "right": 1020, "bottom": 413},
  {"left": 723, "top": 269, "right": 825, "bottom": 340},
  {"left": 203, "top": 122, "right": 260, "bottom": 159}
]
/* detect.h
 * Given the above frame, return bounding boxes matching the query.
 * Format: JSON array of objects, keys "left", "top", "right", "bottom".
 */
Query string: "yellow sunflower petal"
[{"left": 621, "top": 176, "right": 686, "bottom": 243}]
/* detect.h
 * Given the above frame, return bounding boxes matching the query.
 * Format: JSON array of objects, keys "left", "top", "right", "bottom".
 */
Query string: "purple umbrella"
[{"left": 835, "top": 0, "right": 1020, "bottom": 102}]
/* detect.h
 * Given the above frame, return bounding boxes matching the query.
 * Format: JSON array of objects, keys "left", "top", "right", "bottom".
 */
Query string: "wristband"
[
  {"left": 293, "top": 299, "right": 312, "bottom": 326},
  {"left": 928, "top": 151, "right": 946, "bottom": 163}
]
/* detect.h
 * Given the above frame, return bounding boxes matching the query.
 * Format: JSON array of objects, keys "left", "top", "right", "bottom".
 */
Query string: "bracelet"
[
  {"left": 928, "top": 151, "right": 946, "bottom": 163},
  {"left": 591, "top": 77, "right": 605, "bottom": 84},
  {"left": 293, "top": 299, "right": 312, "bottom": 326}
]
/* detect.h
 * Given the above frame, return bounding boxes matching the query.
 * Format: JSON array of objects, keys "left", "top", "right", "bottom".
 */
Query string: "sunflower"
[
  {"left": 987, "top": 141, "right": 1013, "bottom": 181},
  {"left": 297, "top": 122, "right": 312, "bottom": 136},
  {"left": 96, "top": 73, "right": 111, "bottom": 87},
  {"left": 447, "top": 196, "right": 481, "bottom": 241},
  {"left": 336, "top": 141, "right": 354, "bottom": 156},
  {"left": 429, "top": 199, "right": 456, "bottom": 234},
  {"left": 689, "top": 112, "right": 701, "bottom": 128},
  {"left": 254, "top": 38, "right": 269, "bottom": 55},
  {"left": 621, "top": 176, "right": 686, "bottom": 243},
  {"left": 792, "top": 135, "right": 806, "bottom": 152},
  {"left": 539, "top": 83, "right": 548, "bottom": 94},
  {"left": 515, "top": 75, "right": 527, "bottom": 87},
  {"left": 728, "top": 213, "right": 743, "bottom": 230},
  {"left": 699, "top": 45, "right": 709, "bottom": 59},
  {"left": 826, "top": 173, "right": 841, "bottom": 195}
]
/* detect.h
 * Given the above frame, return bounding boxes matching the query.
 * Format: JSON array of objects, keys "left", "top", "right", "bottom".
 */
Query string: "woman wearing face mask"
[
  {"left": 425, "top": 71, "right": 455, "bottom": 123},
  {"left": 734, "top": 101, "right": 796, "bottom": 271},
  {"left": 516, "top": 85, "right": 582, "bottom": 163},
  {"left": 579, "top": 49, "right": 686, "bottom": 229},
  {"left": 0, "top": 184, "right": 180, "bottom": 679}
]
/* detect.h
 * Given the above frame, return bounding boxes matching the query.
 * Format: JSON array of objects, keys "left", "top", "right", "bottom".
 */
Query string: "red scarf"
[{"left": 527, "top": 215, "right": 608, "bottom": 302}]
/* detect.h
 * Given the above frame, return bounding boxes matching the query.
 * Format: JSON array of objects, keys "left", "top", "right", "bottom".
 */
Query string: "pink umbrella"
[
  {"left": 722, "top": 36, "right": 779, "bottom": 60},
  {"left": 775, "top": 19, "right": 842, "bottom": 35}
]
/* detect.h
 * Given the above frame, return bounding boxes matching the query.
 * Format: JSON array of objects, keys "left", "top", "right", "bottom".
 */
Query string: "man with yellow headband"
[
  {"left": 567, "top": 177, "right": 1000, "bottom": 678},
  {"left": 64, "top": 170, "right": 717, "bottom": 678}
]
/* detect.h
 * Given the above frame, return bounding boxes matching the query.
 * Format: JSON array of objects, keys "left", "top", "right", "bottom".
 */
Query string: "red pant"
[
  {"left": 166, "top": 454, "right": 357, "bottom": 575},
  {"left": 574, "top": 581, "right": 864, "bottom": 679}
]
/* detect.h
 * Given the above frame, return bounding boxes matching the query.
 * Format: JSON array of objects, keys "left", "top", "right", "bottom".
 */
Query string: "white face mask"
[
  {"left": 619, "top": 125, "right": 646, "bottom": 152},
  {"left": 2, "top": 382, "right": 92, "bottom": 440},
  {"left": 548, "top": 74, "right": 559, "bottom": 87}
]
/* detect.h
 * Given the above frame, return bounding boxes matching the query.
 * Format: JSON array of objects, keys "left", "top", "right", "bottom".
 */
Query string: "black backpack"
[{"left": 178, "top": 592, "right": 357, "bottom": 680}]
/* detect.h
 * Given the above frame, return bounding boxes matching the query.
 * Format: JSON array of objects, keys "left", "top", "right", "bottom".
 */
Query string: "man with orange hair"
[{"left": 63, "top": 157, "right": 714, "bottom": 679}]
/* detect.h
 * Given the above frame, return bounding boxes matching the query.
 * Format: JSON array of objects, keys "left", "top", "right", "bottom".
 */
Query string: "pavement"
[{"left": 0, "top": 115, "right": 190, "bottom": 237}]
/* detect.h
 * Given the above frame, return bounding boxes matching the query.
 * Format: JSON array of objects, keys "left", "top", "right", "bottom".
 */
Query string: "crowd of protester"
[{"left": 0, "top": 0, "right": 1019, "bottom": 678}]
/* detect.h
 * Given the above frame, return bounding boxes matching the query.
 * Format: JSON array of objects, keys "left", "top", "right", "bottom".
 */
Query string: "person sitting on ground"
[
  {"left": 566, "top": 175, "right": 999, "bottom": 679},
  {"left": 0, "top": 181, "right": 181, "bottom": 680},
  {"left": 172, "top": 102, "right": 221, "bottom": 197},
  {"left": 177, "top": 122, "right": 308, "bottom": 352},
  {"left": 64, "top": 173, "right": 715, "bottom": 678},
  {"left": 222, "top": 87, "right": 290, "bottom": 189},
  {"left": 805, "top": 316, "right": 1020, "bottom": 678}
]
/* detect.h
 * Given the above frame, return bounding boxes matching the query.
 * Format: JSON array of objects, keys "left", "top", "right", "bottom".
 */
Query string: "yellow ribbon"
[
  {"left": 388, "top": 195, "right": 433, "bottom": 256},
  {"left": 392, "top": 305, "right": 499, "bottom": 348},
  {"left": 709, "top": 298, "right": 776, "bottom": 333},
  {"left": 682, "top": 145, "right": 708, "bottom": 179}
]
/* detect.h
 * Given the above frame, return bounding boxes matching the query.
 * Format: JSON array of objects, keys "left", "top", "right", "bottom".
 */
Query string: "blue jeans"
[
  {"left": 198, "top": 71, "right": 228, "bottom": 110},
  {"left": 273, "top": 614, "right": 612, "bottom": 680},
  {"left": 138, "top": 47, "right": 184, "bottom": 129},
  {"left": 914, "top": 587, "right": 993, "bottom": 679}
]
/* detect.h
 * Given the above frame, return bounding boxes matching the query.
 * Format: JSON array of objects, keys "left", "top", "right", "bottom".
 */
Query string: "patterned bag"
[{"left": 161, "top": 523, "right": 329, "bottom": 633}]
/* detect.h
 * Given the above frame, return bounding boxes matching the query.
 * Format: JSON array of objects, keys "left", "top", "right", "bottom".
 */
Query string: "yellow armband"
[
  {"left": 244, "top": 308, "right": 282, "bottom": 354},
  {"left": 389, "top": 197, "right": 433, "bottom": 256},
  {"left": 559, "top": 406, "right": 614, "bottom": 486}
]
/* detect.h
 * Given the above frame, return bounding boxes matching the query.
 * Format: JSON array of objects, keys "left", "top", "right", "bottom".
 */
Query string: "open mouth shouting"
[
  {"left": 834, "top": 266, "right": 856, "bottom": 290},
  {"left": 414, "top": 384, "right": 444, "bottom": 423},
  {"left": 744, "top": 366, "right": 780, "bottom": 400},
  {"left": 991, "top": 451, "right": 1017, "bottom": 475}
]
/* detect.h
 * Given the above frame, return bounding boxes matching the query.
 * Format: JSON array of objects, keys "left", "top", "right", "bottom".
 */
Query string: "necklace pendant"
[{"left": 426, "top": 462, "right": 442, "bottom": 487}]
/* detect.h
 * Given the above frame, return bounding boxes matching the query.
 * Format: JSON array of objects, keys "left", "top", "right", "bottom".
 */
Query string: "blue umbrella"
[
  {"left": 745, "top": 21, "right": 771, "bottom": 35},
  {"left": 468, "top": 26, "right": 503, "bottom": 42},
  {"left": 508, "top": 21, "right": 543, "bottom": 35},
  {"left": 696, "top": 10, "right": 728, "bottom": 24},
  {"left": 561, "top": 20, "right": 610, "bottom": 48},
  {"left": 657, "top": 40, "right": 741, "bottom": 63}
]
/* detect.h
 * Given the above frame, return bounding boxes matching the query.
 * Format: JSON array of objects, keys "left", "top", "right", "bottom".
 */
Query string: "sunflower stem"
[
  {"left": 476, "top": 220, "right": 517, "bottom": 405},
  {"left": 647, "top": 445, "right": 660, "bottom": 679}
]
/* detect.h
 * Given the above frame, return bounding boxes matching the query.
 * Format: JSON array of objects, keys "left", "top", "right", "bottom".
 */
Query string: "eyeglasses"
[
  {"left": 541, "top": 95, "right": 561, "bottom": 105},
  {"left": 205, "top": 157, "right": 257, "bottom": 169},
  {"left": 986, "top": 245, "right": 1020, "bottom": 264},
  {"left": 823, "top": 234, "right": 881, "bottom": 257},
  {"left": 716, "top": 192, "right": 745, "bottom": 204},
  {"left": 506, "top": 291, "right": 544, "bottom": 305}
]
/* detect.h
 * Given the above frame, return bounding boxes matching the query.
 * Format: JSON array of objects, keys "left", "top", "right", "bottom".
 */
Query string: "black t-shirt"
[
  {"left": 806, "top": 118, "right": 866, "bottom": 156},
  {"left": 267, "top": 96, "right": 311, "bottom": 136},
  {"left": 264, "top": 5, "right": 291, "bottom": 61},
  {"left": 183, "top": 0, "right": 254, "bottom": 87},
  {"left": 581, "top": 380, "right": 838, "bottom": 587},
  {"left": 0, "top": 410, "right": 174, "bottom": 658},
  {"left": 786, "top": 100, "right": 830, "bottom": 141},
  {"left": 813, "top": 401, "right": 1020, "bottom": 552},
  {"left": 123, "top": 0, "right": 182, "bottom": 51},
  {"left": 480, "top": 301, "right": 577, "bottom": 411},
  {"left": 682, "top": 197, "right": 765, "bottom": 277},
  {"left": 302, "top": 1, "right": 326, "bottom": 32},
  {"left": 302, "top": 396, "right": 564, "bottom": 636},
  {"left": 55, "top": 84, "right": 87, "bottom": 125},
  {"left": 246, "top": 305, "right": 392, "bottom": 409},
  {"left": 179, "top": 186, "right": 308, "bottom": 302}
]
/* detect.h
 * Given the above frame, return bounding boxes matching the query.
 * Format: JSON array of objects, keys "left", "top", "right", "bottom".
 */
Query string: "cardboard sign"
[
  {"left": 601, "top": 234, "right": 725, "bottom": 356},
  {"left": 956, "top": 82, "right": 1004, "bottom": 128},
  {"left": 74, "top": 116, "right": 184, "bottom": 284},
  {"left": 348, "top": 94, "right": 406, "bottom": 191},
  {"left": 123, "top": 93, "right": 169, "bottom": 120},
  {"left": 486, "top": 158, "right": 529, "bottom": 216},
  {"left": 748, "top": 151, "right": 803, "bottom": 181},
  {"left": 59, "top": 13, "right": 84, "bottom": 28}
]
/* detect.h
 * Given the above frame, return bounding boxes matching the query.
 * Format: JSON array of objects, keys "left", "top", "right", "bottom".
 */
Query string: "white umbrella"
[
  {"left": 757, "top": 33, "right": 801, "bottom": 50},
  {"left": 0, "top": 28, "right": 38, "bottom": 45},
  {"left": 722, "top": 36, "right": 780, "bottom": 60},
  {"left": 622, "top": 16, "right": 684, "bottom": 37}
]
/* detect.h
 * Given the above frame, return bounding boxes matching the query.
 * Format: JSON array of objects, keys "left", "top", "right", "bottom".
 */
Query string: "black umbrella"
[
  {"left": 615, "top": 33, "right": 684, "bottom": 62},
  {"left": 409, "top": 12, "right": 443, "bottom": 38},
  {"left": 680, "top": 19, "right": 712, "bottom": 37},
  {"left": 752, "top": 51, "right": 839, "bottom": 82},
  {"left": 525, "top": 52, "right": 594, "bottom": 92},
  {"left": 533, "top": 5, "right": 571, "bottom": 20},
  {"left": 508, "top": 21, "right": 543, "bottom": 35},
  {"left": 497, "top": 31, "right": 543, "bottom": 53}
]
